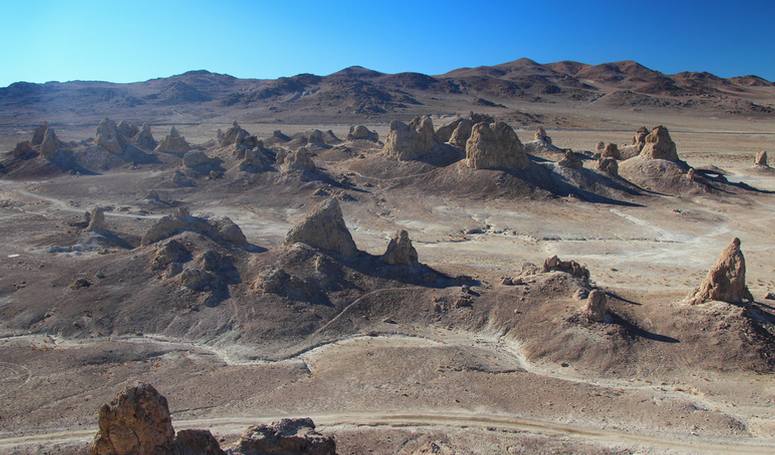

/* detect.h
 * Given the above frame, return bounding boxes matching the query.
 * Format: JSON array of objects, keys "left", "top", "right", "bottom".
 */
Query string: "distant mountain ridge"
[{"left": 1, "top": 58, "right": 773, "bottom": 126}]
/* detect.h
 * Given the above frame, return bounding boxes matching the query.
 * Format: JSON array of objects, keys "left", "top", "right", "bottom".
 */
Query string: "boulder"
[
  {"left": 639, "top": 125, "right": 679, "bottom": 161},
  {"left": 600, "top": 143, "right": 621, "bottom": 160},
  {"left": 180, "top": 267, "right": 218, "bottom": 292},
  {"left": 233, "top": 418, "right": 335, "bottom": 455},
  {"left": 597, "top": 157, "right": 619, "bottom": 176},
  {"left": 133, "top": 123, "right": 158, "bottom": 151},
  {"left": 382, "top": 230, "right": 419, "bottom": 265},
  {"left": 584, "top": 289, "right": 608, "bottom": 322},
  {"left": 155, "top": 127, "right": 191, "bottom": 155},
  {"left": 173, "top": 430, "right": 224, "bottom": 455},
  {"left": 383, "top": 115, "right": 435, "bottom": 161},
  {"left": 687, "top": 237, "right": 753, "bottom": 305},
  {"left": 285, "top": 199, "right": 357, "bottom": 258},
  {"left": 448, "top": 118, "right": 473, "bottom": 147},
  {"left": 213, "top": 217, "right": 248, "bottom": 246},
  {"left": 557, "top": 151, "right": 583, "bottom": 169},
  {"left": 464, "top": 121, "right": 529, "bottom": 171},
  {"left": 754, "top": 150, "right": 768, "bottom": 167},
  {"left": 543, "top": 255, "right": 590, "bottom": 283},
  {"left": 96, "top": 118, "right": 125, "bottom": 155},
  {"left": 89, "top": 383, "right": 175, "bottom": 455},
  {"left": 347, "top": 125, "right": 379, "bottom": 142}
]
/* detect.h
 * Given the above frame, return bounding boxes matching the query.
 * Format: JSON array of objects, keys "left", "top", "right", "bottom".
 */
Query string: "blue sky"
[{"left": 1, "top": 0, "right": 774, "bottom": 87}]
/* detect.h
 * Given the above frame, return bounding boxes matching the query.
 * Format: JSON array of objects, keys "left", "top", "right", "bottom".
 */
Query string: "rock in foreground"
[
  {"left": 687, "top": 237, "right": 753, "bottom": 305},
  {"left": 233, "top": 418, "right": 336, "bottom": 455}
]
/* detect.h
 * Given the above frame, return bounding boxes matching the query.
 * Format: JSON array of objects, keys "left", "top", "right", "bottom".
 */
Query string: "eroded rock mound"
[
  {"left": 233, "top": 418, "right": 336, "bottom": 455},
  {"left": 90, "top": 383, "right": 175, "bottom": 455},
  {"left": 87, "top": 207, "right": 107, "bottom": 232},
  {"left": 347, "top": 124, "right": 379, "bottom": 142},
  {"left": 597, "top": 157, "right": 619, "bottom": 176},
  {"left": 218, "top": 121, "right": 251, "bottom": 147},
  {"left": 284, "top": 199, "right": 357, "bottom": 258},
  {"left": 134, "top": 123, "right": 157, "bottom": 151},
  {"left": 155, "top": 127, "right": 191, "bottom": 155},
  {"left": 465, "top": 121, "right": 529, "bottom": 171},
  {"left": 687, "top": 237, "right": 753, "bottom": 305},
  {"left": 600, "top": 143, "right": 620, "bottom": 160},
  {"left": 278, "top": 147, "right": 317, "bottom": 176},
  {"left": 174, "top": 430, "right": 225, "bottom": 455},
  {"left": 639, "top": 125, "right": 679, "bottom": 161},
  {"left": 382, "top": 230, "right": 418, "bottom": 265},
  {"left": 557, "top": 151, "right": 583, "bottom": 169},
  {"left": 447, "top": 118, "right": 474, "bottom": 147},
  {"left": 39, "top": 127, "right": 64, "bottom": 160},
  {"left": 534, "top": 126, "right": 550, "bottom": 143},
  {"left": 543, "top": 255, "right": 590, "bottom": 283},
  {"left": 141, "top": 208, "right": 247, "bottom": 247},
  {"left": 31, "top": 121, "right": 48, "bottom": 145},
  {"left": 96, "top": 118, "right": 125, "bottom": 155},
  {"left": 182, "top": 150, "right": 223, "bottom": 176},
  {"left": 383, "top": 115, "right": 435, "bottom": 161}
]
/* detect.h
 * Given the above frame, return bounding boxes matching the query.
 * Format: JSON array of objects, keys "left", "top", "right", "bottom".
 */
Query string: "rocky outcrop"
[
  {"left": 464, "top": 121, "right": 530, "bottom": 171},
  {"left": 633, "top": 126, "right": 649, "bottom": 150},
  {"left": 31, "top": 121, "right": 48, "bottom": 145},
  {"left": 639, "top": 125, "right": 679, "bottom": 161},
  {"left": 543, "top": 255, "right": 590, "bottom": 283},
  {"left": 116, "top": 120, "right": 139, "bottom": 139},
  {"left": 233, "top": 418, "right": 335, "bottom": 455},
  {"left": 96, "top": 118, "right": 125, "bottom": 155},
  {"left": 238, "top": 142, "right": 274, "bottom": 173},
  {"left": 39, "top": 127, "right": 63, "bottom": 160},
  {"left": 347, "top": 124, "right": 379, "bottom": 142},
  {"left": 218, "top": 121, "right": 251, "bottom": 147},
  {"left": 448, "top": 118, "right": 473, "bottom": 147},
  {"left": 151, "top": 239, "right": 192, "bottom": 271},
  {"left": 557, "top": 151, "right": 583, "bottom": 169},
  {"left": 382, "top": 230, "right": 418, "bottom": 265},
  {"left": 584, "top": 289, "right": 608, "bottom": 322},
  {"left": 383, "top": 115, "right": 435, "bottom": 161},
  {"left": 534, "top": 127, "right": 551, "bottom": 143},
  {"left": 87, "top": 207, "right": 107, "bottom": 232},
  {"left": 284, "top": 199, "right": 357, "bottom": 258},
  {"left": 597, "top": 157, "right": 619, "bottom": 176},
  {"left": 600, "top": 143, "right": 620, "bottom": 160},
  {"left": 754, "top": 150, "right": 768, "bottom": 167},
  {"left": 687, "top": 237, "right": 753, "bottom": 305},
  {"left": 90, "top": 383, "right": 175, "bottom": 455},
  {"left": 182, "top": 150, "right": 223, "bottom": 175},
  {"left": 174, "top": 430, "right": 225, "bottom": 455},
  {"left": 154, "top": 127, "right": 191, "bottom": 155},
  {"left": 133, "top": 123, "right": 157, "bottom": 150},
  {"left": 141, "top": 208, "right": 247, "bottom": 246},
  {"left": 279, "top": 147, "right": 316, "bottom": 175}
]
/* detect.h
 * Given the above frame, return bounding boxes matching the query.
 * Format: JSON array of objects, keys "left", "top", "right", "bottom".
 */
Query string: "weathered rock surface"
[
  {"left": 383, "top": 115, "right": 435, "bottom": 161},
  {"left": 754, "top": 150, "right": 768, "bottom": 167},
  {"left": 141, "top": 208, "right": 247, "bottom": 246},
  {"left": 597, "top": 157, "right": 619, "bottom": 176},
  {"left": 543, "top": 255, "right": 590, "bottom": 283},
  {"left": 238, "top": 142, "right": 274, "bottom": 173},
  {"left": 633, "top": 126, "right": 649, "bottom": 150},
  {"left": 31, "top": 121, "right": 48, "bottom": 145},
  {"left": 151, "top": 239, "right": 191, "bottom": 271},
  {"left": 39, "top": 127, "right": 63, "bottom": 160},
  {"left": 687, "top": 237, "right": 753, "bottom": 305},
  {"left": 279, "top": 147, "right": 316, "bottom": 175},
  {"left": 155, "top": 127, "right": 191, "bottom": 155},
  {"left": 584, "top": 289, "right": 608, "bottom": 322},
  {"left": 173, "top": 430, "right": 225, "bottom": 455},
  {"left": 639, "top": 125, "right": 679, "bottom": 161},
  {"left": 96, "top": 118, "right": 125, "bottom": 155},
  {"left": 232, "top": 418, "right": 336, "bottom": 455},
  {"left": 534, "top": 126, "right": 551, "bottom": 143},
  {"left": 382, "top": 230, "right": 419, "bottom": 265},
  {"left": 448, "top": 118, "right": 474, "bottom": 147},
  {"left": 557, "top": 151, "right": 583, "bottom": 169},
  {"left": 600, "top": 143, "right": 621, "bottom": 160},
  {"left": 347, "top": 124, "right": 379, "bottom": 142},
  {"left": 90, "top": 383, "right": 175, "bottom": 455},
  {"left": 87, "top": 207, "right": 107, "bottom": 232},
  {"left": 133, "top": 123, "right": 158, "bottom": 150},
  {"left": 465, "top": 121, "right": 529, "bottom": 171},
  {"left": 182, "top": 150, "right": 223, "bottom": 175},
  {"left": 218, "top": 121, "right": 251, "bottom": 147},
  {"left": 284, "top": 199, "right": 357, "bottom": 258}
]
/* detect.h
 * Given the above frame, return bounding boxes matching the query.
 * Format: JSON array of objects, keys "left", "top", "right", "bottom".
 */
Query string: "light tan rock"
[
  {"left": 639, "top": 125, "right": 679, "bottom": 161},
  {"left": 600, "top": 143, "right": 621, "bottom": 160},
  {"left": 284, "top": 199, "right": 357, "bottom": 258},
  {"left": 448, "top": 118, "right": 473, "bottom": 147},
  {"left": 87, "top": 207, "right": 107, "bottom": 232},
  {"left": 633, "top": 126, "right": 649, "bottom": 150},
  {"left": 383, "top": 115, "right": 435, "bottom": 160},
  {"left": 154, "top": 126, "right": 191, "bottom": 155},
  {"left": 39, "top": 127, "right": 62, "bottom": 160},
  {"left": 534, "top": 126, "right": 551, "bottom": 144},
  {"left": 347, "top": 125, "right": 378, "bottom": 142},
  {"left": 584, "top": 289, "right": 608, "bottom": 322},
  {"left": 597, "top": 157, "right": 618, "bottom": 176},
  {"left": 133, "top": 123, "right": 157, "bottom": 150},
  {"left": 464, "top": 122, "right": 529, "bottom": 171},
  {"left": 687, "top": 237, "right": 753, "bottom": 305},
  {"left": 96, "top": 118, "right": 125, "bottom": 155},
  {"left": 280, "top": 147, "right": 316, "bottom": 175},
  {"left": 382, "top": 230, "right": 418, "bottom": 265},
  {"left": 90, "top": 383, "right": 175, "bottom": 455},
  {"left": 543, "top": 255, "right": 590, "bottom": 283},
  {"left": 558, "top": 151, "right": 583, "bottom": 169}
]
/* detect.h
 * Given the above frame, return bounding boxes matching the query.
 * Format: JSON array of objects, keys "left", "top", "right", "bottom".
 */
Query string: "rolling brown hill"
[{"left": 1, "top": 58, "right": 773, "bottom": 127}]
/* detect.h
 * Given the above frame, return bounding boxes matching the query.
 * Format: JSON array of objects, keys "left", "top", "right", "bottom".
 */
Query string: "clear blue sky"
[{"left": 1, "top": 0, "right": 774, "bottom": 87}]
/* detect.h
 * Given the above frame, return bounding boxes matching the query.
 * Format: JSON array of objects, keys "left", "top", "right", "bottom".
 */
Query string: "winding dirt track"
[{"left": 1, "top": 411, "right": 774, "bottom": 453}]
